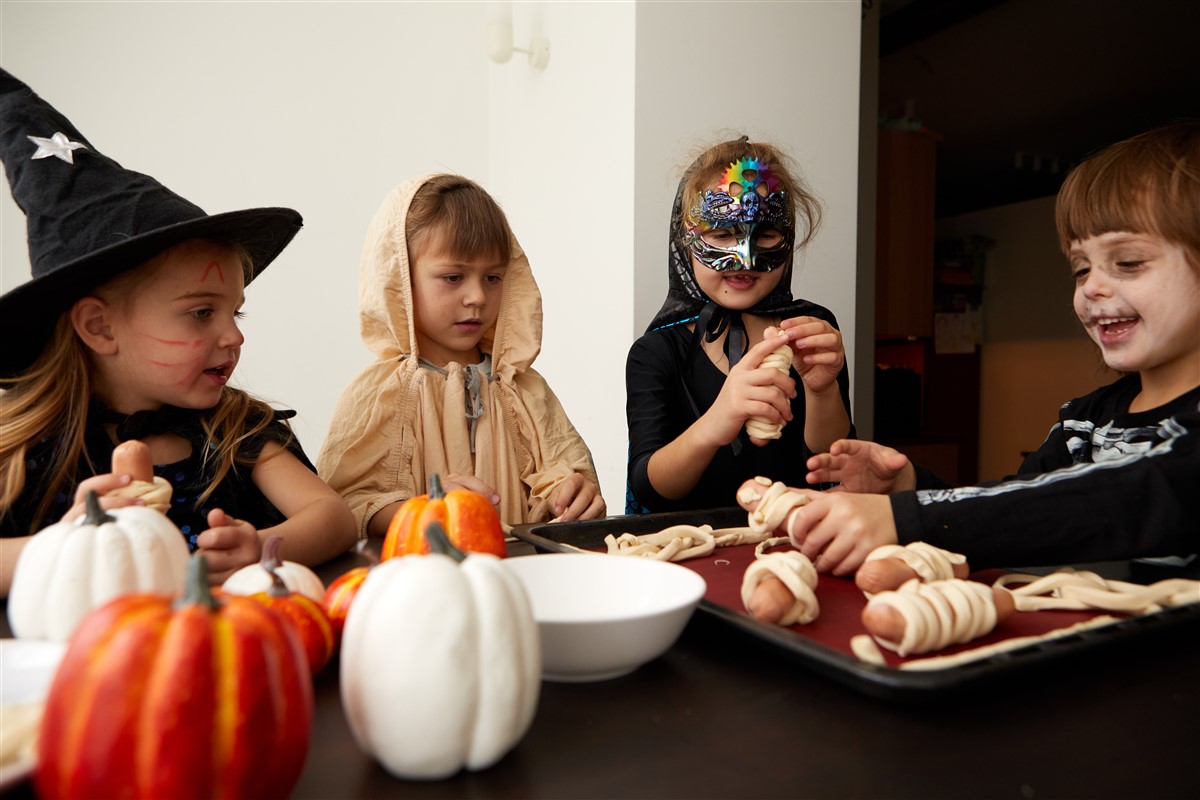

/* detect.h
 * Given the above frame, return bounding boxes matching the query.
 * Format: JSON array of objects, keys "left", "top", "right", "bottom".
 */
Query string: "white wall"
[
  {"left": 632, "top": 2, "right": 862, "bottom": 354},
  {"left": 485, "top": 1, "right": 637, "bottom": 515},
  {"left": 2, "top": 0, "right": 861, "bottom": 516}
]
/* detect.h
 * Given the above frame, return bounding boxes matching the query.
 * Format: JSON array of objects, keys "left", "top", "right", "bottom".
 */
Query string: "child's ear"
[{"left": 70, "top": 296, "right": 118, "bottom": 355}]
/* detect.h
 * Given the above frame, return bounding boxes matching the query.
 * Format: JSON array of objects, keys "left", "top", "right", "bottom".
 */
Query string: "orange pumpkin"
[
  {"left": 36, "top": 556, "right": 312, "bottom": 800},
  {"left": 382, "top": 473, "right": 505, "bottom": 559},
  {"left": 248, "top": 537, "right": 335, "bottom": 675},
  {"left": 321, "top": 565, "right": 368, "bottom": 651}
]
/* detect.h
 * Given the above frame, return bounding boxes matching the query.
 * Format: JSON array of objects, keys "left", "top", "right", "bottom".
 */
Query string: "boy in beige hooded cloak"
[{"left": 318, "top": 175, "right": 605, "bottom": 536}]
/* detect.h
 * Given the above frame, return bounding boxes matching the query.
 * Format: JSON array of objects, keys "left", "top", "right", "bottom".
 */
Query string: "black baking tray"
[{"left": 510, "top": 509, "right": 1200, "bottom": 700}]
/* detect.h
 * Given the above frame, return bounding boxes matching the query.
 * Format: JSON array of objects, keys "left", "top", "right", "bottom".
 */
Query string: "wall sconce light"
[{"left": 485, "top": 17, "right": 550, "bottom": 70}]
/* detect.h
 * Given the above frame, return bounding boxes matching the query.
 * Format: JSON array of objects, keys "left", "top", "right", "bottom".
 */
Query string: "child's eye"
[
  {"left": 754, "top": 229, "right": 785, "bottom": 248},
  {"left": 1071, "top": 267, "right": 1090, "bottom": 282},
  {"left": 702, "top": 229, "right": 737, "bottom": 245},
  {"left": 191, "top": 308, "right": 213, "bottom": 321},
  {"left": 441, "top": 274, "right": 463, "bottom": 285},
  {"left": 1115, "top": 260, "right": 1145, "bottom": 269},
  {"left": 486, "top": 274, "right": 504, "bottom": 285}
]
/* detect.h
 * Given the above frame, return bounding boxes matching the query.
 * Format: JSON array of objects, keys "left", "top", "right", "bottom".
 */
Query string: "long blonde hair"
[{"left": 0, "top": 241, "right": 294, "bottom": 532}]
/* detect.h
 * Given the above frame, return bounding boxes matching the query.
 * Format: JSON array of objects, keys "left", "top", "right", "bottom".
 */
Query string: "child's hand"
[
  {"left": 547, "top": 474, "right": 607, "bottom": 522},
  {"left": 778, "top": 316, "right": 845, "bottom": 396},
  {"left": 701, "top": 333, "right": 797, "bottom": 447},
  {"left": 60, "top": 473, "right": 144, "bottom": 522},
  {"left": 806, "top": 439, "right": 914, "bottom": 494},
  {"left": 442, "top": 474, "right": 501, "bottom": 508},
  {"left": 734, "top": 484, "right": 897, "bottom": 576},
  {"left": 196, "top": 508, "right": 263, "bottom": 585}
]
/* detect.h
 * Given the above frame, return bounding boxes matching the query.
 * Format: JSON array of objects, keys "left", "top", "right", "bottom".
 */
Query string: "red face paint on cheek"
[
  {"left": 199, "top": 261, "right": 226, "bottom": 284},
  {"left": 149, "top": 336, "right": 189, "bottom": 346}
]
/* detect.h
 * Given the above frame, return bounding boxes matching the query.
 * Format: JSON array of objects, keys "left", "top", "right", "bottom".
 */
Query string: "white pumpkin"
[
  {"left": 221, "top": 535, "right": 325, "bottom": 601},
  {"left": 340, "top": 523, "right": 540, "bottom": 780},
  {"left": 7, "top": 492, "right": 189, "bottom": 641}
]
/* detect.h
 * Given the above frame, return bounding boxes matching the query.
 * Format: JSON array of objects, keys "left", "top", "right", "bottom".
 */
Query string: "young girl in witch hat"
[
  {"left": 625, "top": 136, "right": 854, "bottom": 513},
  {"left": 0, "top": 69, "right": 357, "bottom": 594}
]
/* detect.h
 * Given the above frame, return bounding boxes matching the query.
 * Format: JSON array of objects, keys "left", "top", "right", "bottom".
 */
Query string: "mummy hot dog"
[
  {"left": 737, "top": 476, "right": 809, "bottom": 537},
  {"left": 856, "top": 542, "right": 969, "bottom": 595},
  {"left": 744, "top": 341, "right": 793, "bottom": 442},
  {"left": 861, "top": 578, "right": 1015, "bottom": 657},
  {"left": 105, "top": 440, "right": 172, "bottom": 513},
  {"left": 740, "top": 538, "right": 820, "bottom": 625}
]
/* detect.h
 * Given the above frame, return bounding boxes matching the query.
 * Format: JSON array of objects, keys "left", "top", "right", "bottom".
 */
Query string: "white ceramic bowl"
[{"left": 502, "top": 553, "right": 707, "bottom": 682}]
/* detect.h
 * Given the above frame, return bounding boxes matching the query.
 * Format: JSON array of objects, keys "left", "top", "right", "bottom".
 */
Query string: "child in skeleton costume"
[
  {"left": 318, "top": 175, "right": 604, "bottom": 535},
  {"left": 626, "top": 137, "right": 854, "bottom": 514},
  {"left": 0, "top": 69, "right": 357, "bottom": 592},
  {"left": 741, "top": 122, "right": 1200, "bottom": 573}
]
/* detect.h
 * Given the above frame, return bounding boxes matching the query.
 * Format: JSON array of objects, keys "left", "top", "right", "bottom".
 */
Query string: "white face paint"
[{"left": 1070, "top": 232, "right": 1200, "bottom": 388}]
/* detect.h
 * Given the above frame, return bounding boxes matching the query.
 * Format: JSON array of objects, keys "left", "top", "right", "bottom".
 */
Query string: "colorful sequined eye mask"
[{"left": 687, "top": 157, "right": 792, "bottom": 273}]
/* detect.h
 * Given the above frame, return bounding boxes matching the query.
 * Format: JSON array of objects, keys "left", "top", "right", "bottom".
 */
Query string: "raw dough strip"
[
  {"left": 604, "top": 524, "right": 716, "bottom": 562},
  {"left": 105, "top": 476, "right": 172, "bottom": 514},
  {"left": 850, "top": 614, "right": 1124, "bottom": 671},
  {"left": 863, "top": 542, "right": 966, "bottom": 585},
  {"left": 738, "top": 477, "right": 810, "bottom": 536},
  {"left": 867, "top": 578, "right": 998, "bottom": 657},
  {"left": 740, "top": 538, "right": 819, "bottom": 625},
  {"left": 996, "top": 568, "right": 1200, "bottom": 614},
  {"left": 744, "top": 344, "right": 793, "bottom": 441},
  {"left": 604, "top": 525, "right": 774, "bottom": 562},
  {"left": 711, "top": 527, "right": 773, "bottom": 547}
]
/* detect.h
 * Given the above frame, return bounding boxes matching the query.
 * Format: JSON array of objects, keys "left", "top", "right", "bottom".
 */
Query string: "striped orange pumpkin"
[
  {"left": 36, "top": 556, "right": 312, "bottom": 800},
  {"left": 243, "top": 537, "right": 334, "bottom": 675}
]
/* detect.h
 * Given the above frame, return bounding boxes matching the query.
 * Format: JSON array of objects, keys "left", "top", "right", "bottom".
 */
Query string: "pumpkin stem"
[
  {"left": 352, "top": 537, "right": 380, "bottom": 567},
  {"left": 176, "top": 555, "right": 221, "bottom": 611},
  {"left": 83, "top": 490, "right": 115, "bottom": 526},
  {"left": 428, "top": 473, "right": 445, "bottom": 500},
  {"left": 264, "top": 562, "right": 291, "bottom": 598},
  {"left": 424, "top": 521, "right": 466, "bottom": 563},
  {"left": 261, "top": 535, "right": 284, "bottom": 572}
]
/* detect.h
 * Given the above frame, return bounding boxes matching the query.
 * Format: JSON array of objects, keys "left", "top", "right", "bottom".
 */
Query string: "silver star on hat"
[{"left": 27, "top": 131, "right": 87, "bottom": 163}]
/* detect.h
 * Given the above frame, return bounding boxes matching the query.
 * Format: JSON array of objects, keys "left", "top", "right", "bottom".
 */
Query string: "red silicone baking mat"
[{"left": 511, "top": 509, "right": 1200, "bottom": 699}]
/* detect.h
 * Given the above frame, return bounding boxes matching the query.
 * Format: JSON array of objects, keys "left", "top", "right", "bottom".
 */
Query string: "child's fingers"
[
  {"left": 444, "top": 473, "right": 500, "bottom": 505},
  {"left": 74, "top": 473, "right": 133, "bottom": 502},
  {"left": 779, "top": 317, "right": 833, "bottom": 337},
  {"left": 738, "top": 330, "right": 791, "bottom": 370}
]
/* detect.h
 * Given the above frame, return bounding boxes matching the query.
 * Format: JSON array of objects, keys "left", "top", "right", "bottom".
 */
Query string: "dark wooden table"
[
  {"left": 291, "top": 540, "right": 1200, "bottom": 800},
  {"left": 7, "top": 540, "right": 1199, "bottom": 799}
]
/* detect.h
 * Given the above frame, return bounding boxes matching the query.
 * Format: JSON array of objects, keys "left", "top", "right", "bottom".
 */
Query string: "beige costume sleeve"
[
  {"left": 317, "top": 361, "right": 418, "bottom": 538},
  {"left": 508, "top": 368, "right": 600, "bottom": 521}
]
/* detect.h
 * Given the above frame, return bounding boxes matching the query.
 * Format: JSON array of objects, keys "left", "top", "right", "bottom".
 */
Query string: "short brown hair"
[
  {"left": 679, "top": 136, "right": 822, "bottom": 249},
  {"left": 405, "top": 175, "right": 512, "bottom": 265},
  {"left": 1055, "top": 121, "right": 1200, "bottom": 268}
]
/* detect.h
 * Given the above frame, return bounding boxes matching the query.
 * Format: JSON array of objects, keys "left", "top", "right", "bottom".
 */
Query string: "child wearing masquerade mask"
[
  {"left": 318, "top": 174, "right": 605, "bottom": 534},
  {"left": 737, "top": 122, "right": 1200, "bottom": 573},
  {"left": 0, "top": 70, "right": 357, "bottom": 593},
  {"left": 626, "top": 137, "right": 854, "bottom": 513}
]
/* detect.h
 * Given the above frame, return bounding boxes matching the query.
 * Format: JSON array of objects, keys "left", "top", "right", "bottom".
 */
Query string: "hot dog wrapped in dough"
[
  {"left": 105, "top": 440, "right": 172, "bottom": 513},
  {"left": 855, "top": 542, "right": 969, "bottom": 595},
  {"left": 744, "top": 340, "right": 793, "bottom": 442},
  {"left": 861, "top": 578, "right": 1015, "bottom": 657},
  {"left": 740, "top": 538, "right": 819, "bottom": 625}
]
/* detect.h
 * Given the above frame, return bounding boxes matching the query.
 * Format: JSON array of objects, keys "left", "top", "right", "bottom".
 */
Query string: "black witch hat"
[{"left": 0, "top": 68, "right": 302, "bottom": 377}]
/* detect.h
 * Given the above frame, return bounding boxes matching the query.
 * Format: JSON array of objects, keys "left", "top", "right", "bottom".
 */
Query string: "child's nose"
[
  {"left": 219, "top": 318, "right": 245, "bottom": 348},
  {"left": 463, "top": 279, "right": 487, "bottom": 306},
  {"left": 1081, "top": 268, "right": 1112, "bottom": 298}
]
